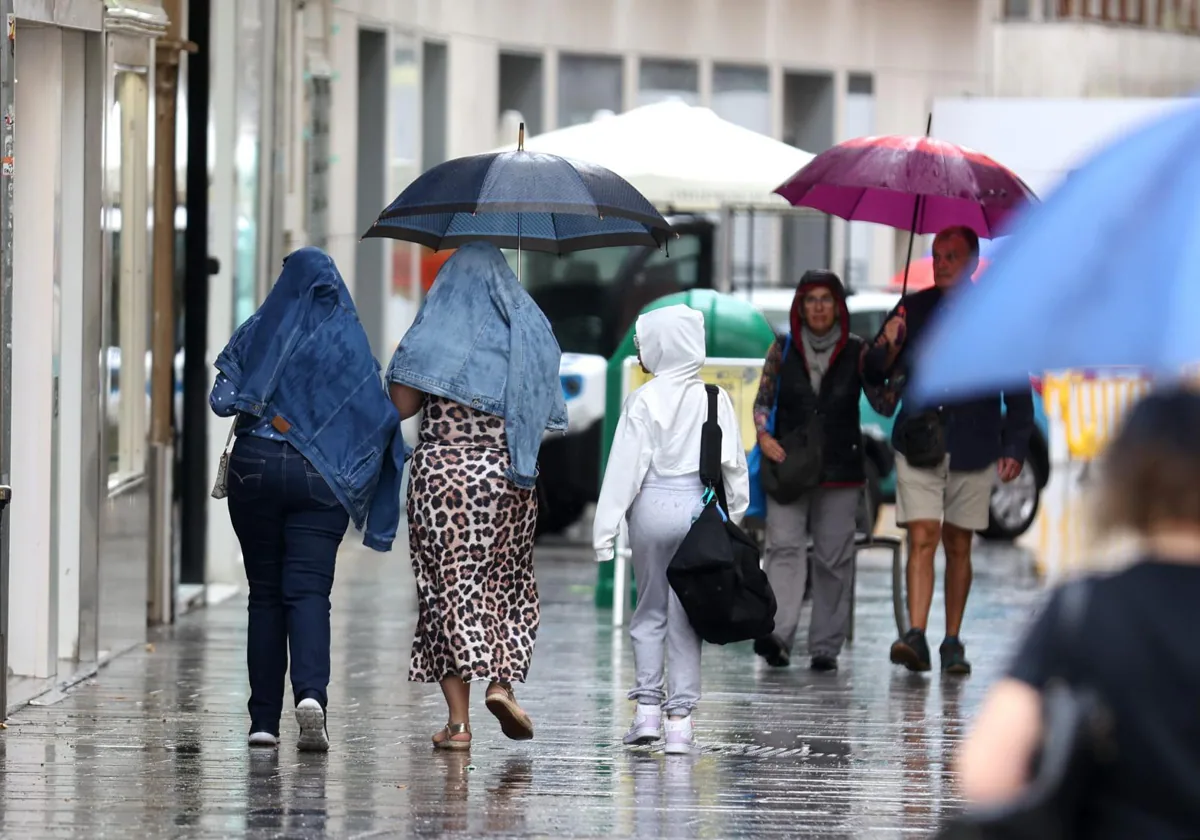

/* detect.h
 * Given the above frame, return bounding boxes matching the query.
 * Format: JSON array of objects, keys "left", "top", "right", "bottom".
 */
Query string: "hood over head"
[
  {"left": 636, "top": 305, "right": 706, "bottom": 379},
  {"left": 427, "top": 241, "right": 524, "bottom": 322},
  {"left": 789, "top": 269, "right": 850, "bottom": 351},
  {"left": 271, "top": 246, "right": 354, "bottom": 312}
]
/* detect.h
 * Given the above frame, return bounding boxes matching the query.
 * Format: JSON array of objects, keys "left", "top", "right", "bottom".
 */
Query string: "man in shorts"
[{"left": 862, "top": 226, "right": 1034, "bottom": 675}]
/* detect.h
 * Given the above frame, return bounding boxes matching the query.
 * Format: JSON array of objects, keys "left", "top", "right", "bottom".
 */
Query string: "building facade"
[
  {"left": 5, "top": 0, "right": 1199, "bottom": 712},
  {"left": 2, "top": 0, "right": 171, "bottom": 711}
]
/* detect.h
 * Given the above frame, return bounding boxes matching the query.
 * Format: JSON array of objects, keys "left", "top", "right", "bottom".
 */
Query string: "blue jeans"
[{"left": 227, "top": 436, "right": 350, "bottom": 735}]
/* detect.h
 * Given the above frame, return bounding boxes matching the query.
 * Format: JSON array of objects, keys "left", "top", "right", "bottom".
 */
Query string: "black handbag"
[
  {"left": 934, "top": 581, "right": 1115, "bottom": 840},
  {"left": 897, "top": 408, "right": 946, "bottom": 468},
  {"left": 665, "top": 385, "right": 777, "bottom": 646},
  {"left": 761, "top": 415, "right": 823, "bottom": 504}
]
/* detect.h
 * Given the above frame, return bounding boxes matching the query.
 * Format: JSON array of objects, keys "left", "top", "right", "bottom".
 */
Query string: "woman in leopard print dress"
[
  {"left": 403, "top": 394, "right": 539, "bottom": 713},
  {"left": 390, "top": 388, "right": 542, "bottom": 750},
  {"left": 385, "top": 242, "right": 567, "bottom": 751}
]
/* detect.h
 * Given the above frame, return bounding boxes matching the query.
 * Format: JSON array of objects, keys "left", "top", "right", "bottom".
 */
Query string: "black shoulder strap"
[{"left": 699, "top": 385, "right": 729, "bottom": 512}]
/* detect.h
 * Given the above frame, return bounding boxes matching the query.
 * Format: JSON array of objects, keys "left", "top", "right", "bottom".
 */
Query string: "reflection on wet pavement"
[{"left": 0, "top": 536, "right": 1045, "bottom": 838}]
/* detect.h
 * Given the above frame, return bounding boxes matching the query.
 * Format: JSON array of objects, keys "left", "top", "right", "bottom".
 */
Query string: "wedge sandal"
[{"left": 485, "top": 683, "right": 534, "bottom": 741}]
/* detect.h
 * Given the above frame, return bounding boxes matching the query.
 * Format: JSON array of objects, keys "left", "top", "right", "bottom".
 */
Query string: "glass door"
[{"left": 99, "top": 35, "right": 154, "bottom": 659}]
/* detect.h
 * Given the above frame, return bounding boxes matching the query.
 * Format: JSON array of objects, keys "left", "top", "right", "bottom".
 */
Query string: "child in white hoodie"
[{"left": 594, "top": 305, "right": 750, "bottom": 754}]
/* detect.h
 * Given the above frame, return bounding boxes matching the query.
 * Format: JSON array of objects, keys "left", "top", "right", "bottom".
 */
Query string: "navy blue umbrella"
[{"left": 362, "top": 126, "right": 674, "bottom": 255}]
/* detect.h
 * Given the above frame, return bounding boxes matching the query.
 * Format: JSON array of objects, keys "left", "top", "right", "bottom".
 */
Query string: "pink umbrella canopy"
[{"left": 774, "top": 135, "right": 1036, "bottom": 238}]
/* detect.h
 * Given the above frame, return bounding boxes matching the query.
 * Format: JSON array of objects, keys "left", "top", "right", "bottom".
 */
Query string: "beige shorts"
[{"left": 894, "top": 453, "right": 995, "bottom": 531}]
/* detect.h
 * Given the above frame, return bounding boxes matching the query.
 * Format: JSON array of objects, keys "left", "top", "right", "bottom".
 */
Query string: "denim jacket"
[
  {"left": 213, "top": 247, "right": 407, "bottom": 551},
  {"left": 385, "top": 242, "right": 566, "bottom": 489}
]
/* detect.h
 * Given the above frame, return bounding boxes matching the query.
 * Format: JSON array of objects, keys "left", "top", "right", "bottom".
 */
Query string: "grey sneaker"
[
  {"left": 296, "top": 698, "right": 329, "bottom": 752},
  {"left": 623, "top": 703, "right": 662, "bottom": 746},
  {"left": 664, "top": 715, "right": 695, "bottom": 755}
]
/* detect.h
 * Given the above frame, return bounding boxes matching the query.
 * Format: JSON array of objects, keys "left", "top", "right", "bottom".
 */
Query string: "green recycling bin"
[{"left": 594, "top": 289, "right": 777, "bottom": 609}]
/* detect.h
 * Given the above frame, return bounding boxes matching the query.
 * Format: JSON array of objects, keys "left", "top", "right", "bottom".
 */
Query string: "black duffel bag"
[{"left": 666, "top": 385, "right": 777, "bottom": 645}]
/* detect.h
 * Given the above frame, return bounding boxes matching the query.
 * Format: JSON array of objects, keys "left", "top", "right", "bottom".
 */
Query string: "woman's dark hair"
[{"left": 1097, "top": 386, "right": 1200, "bottom": 534}]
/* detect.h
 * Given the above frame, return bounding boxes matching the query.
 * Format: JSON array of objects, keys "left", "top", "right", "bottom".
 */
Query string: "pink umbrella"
[{"left": 774, "top": 122, "right": 1036, "bottom": 293}]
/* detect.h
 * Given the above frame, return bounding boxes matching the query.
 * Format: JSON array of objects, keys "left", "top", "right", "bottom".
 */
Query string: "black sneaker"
[
  {"left": 890, "top": 629, "right": 932, "bottom": 672},
  {"left": 753, "top": 636, "right": 791, "bottom": 668},
  {"left": 810, "top": 655, "right": 838, "bottom": 672},
  {"left": 940, "top": 639, "right": 972, "bottom": 676}
]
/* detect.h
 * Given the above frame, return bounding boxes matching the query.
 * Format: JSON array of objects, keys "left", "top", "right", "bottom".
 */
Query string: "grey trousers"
[
  {"left": 627, "top": 474, "right": 703, "bottom": 716},
  {"left": 763, "top": 487, "right": 859, "bottom": 658}
]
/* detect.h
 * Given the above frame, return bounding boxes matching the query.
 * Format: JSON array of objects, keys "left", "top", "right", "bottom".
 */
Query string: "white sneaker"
[
  {"left": 664, "top": 715, "right": 695, "bottom": 755},
  {"left": 295, "top": 698, "right": 329, "bottom": 752},
  {"left": 623, "top": 703, "right": 663, "bottom": 746},
  {"left": 248, "top": 731, "right": 278, "bottom": 748}
]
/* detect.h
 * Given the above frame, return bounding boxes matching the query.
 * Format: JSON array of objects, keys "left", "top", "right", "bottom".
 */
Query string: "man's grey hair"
[{"left": 934, "top": 225, "right": 981, "bottom": 259}]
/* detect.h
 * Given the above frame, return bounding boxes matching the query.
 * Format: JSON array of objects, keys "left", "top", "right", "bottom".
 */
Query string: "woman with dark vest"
[{"left": 751, "top": 270, "right": 866, "bottom": 672}]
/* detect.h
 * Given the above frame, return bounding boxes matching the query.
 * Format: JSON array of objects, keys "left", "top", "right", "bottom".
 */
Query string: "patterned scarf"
[{"left": 801, "top": 324, "right": 839, "bottom": 392}]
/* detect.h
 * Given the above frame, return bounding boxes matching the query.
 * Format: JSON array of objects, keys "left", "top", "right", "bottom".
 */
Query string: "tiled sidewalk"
[{"left": 0, "top": 537, "right": 1045, "bottom": 838}]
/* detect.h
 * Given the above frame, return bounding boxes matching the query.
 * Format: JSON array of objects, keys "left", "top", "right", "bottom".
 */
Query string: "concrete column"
[
  {"left": 446, "top": 34, "right": 499, "bottom": 157},
  {"left": 10, "top": 25, "right": 64, "bottom": 679},
  {"left": 622, "top": 52, "right": 638, "bottom": 112},
  {"left": 542, "top": 48, "right": 558, "bottom": 132}
]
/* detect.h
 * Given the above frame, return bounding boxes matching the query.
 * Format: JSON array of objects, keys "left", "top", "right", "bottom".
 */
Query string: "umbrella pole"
[
  {"left": 901, "top": 197, "right": 920, "bottom": 298},
  {"left": 901, "top": 113, "right": 934, "bottom": 298},
  {"left": 517, "top": 122, "right": 525, "bottom": 286}
]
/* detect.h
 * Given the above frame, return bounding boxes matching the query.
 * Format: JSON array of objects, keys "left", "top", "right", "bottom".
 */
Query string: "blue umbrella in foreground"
[
  {"left": 363, "top": 125, "right": 674, "bottom": 255},
  {"left": 910, "top": 99, "right": 1200, "bottom": 404}
]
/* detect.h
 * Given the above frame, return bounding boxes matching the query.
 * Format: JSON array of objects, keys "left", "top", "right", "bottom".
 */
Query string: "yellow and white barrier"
[{"left": 1032, "top": 370, "right": 1152, "bottom": 579}]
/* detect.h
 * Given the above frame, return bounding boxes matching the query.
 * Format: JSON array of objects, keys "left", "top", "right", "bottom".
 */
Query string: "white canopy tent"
[{"left": 493, "top": 99, "right": 814, "bottom": 212}]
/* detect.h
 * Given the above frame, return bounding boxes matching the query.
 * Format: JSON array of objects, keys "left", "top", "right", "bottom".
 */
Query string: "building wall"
[
  {"left": 196, "top": 0, "right": 1200, "bottom": 584},
  {"left": 993, "top": 20, "right": 1200, "bottom": 96},
  {"left": 321, "top": 0, "right": 994, "bottom": 292}
]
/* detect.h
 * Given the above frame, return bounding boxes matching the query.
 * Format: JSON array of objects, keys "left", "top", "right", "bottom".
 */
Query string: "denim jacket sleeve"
[
  {"left": 233, "top": 281, "right": 334, "bottom": 417},
  {"left": 214, "top": 312, "right": 261, "bottom": 386},
  {"left": 362, "top": 413, "right": 410, "bottom": 552},
  {"left": 489, "top": 280, "right": 565, "bottom": 488}
]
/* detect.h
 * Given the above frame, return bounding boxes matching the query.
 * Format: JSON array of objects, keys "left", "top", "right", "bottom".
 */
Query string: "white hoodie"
[{"left": 592, "top": 305, "right": 750, "bottom": 563}]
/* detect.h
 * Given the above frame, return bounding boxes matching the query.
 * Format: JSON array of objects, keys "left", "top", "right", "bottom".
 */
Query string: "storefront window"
[
  {"left": 638, "top": 59, "right": 699, "bottom": 106},
  {"left": 104, "top": 69, "right": 153, "bottom": 481},
  {"left": 712, "top": 64, "right": 773, "bottom": 289},
  {"left": 233, "top": 0, "right": 264, "bottom": 327},
  {"left": 558, "top": 54, "right": 622, "bottom": 128},
  {"left": 386, "top": 31, "right": 421, "bottom": 348},
  {"left": 306, "top": 73, "right": 331, "bottom": 251}
]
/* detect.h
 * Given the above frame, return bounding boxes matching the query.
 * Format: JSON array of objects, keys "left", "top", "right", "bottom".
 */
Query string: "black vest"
[{"left": 774, "top": 335, "right": 865, "bottom": 486}]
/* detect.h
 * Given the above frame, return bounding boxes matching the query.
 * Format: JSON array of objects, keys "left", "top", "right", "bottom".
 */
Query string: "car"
[{"left": 738, "top": 287, "right": 1051, "bottom": 542}]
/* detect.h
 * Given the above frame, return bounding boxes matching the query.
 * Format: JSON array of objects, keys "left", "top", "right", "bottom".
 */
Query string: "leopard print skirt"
[{"left": 406, "top": 396, "right": 540, "bottom": 684}]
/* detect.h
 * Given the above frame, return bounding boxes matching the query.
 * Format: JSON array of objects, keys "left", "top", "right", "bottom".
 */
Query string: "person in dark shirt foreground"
[{"left": 957, "top": 386, "right": 1200, "bottom": 838}]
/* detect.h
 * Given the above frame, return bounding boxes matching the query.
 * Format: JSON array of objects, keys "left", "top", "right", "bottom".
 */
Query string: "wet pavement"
[{"left": 0, "top": 518, "right": 1047, "bottom": 839}]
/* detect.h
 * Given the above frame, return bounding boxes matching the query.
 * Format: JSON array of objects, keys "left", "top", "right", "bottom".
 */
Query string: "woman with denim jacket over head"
[
  {"left": 386, "top": 241, "right": 567, "bottom": 751},
  {"left": 210, "top": 247, "right": 407, "bottom": 753}
]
